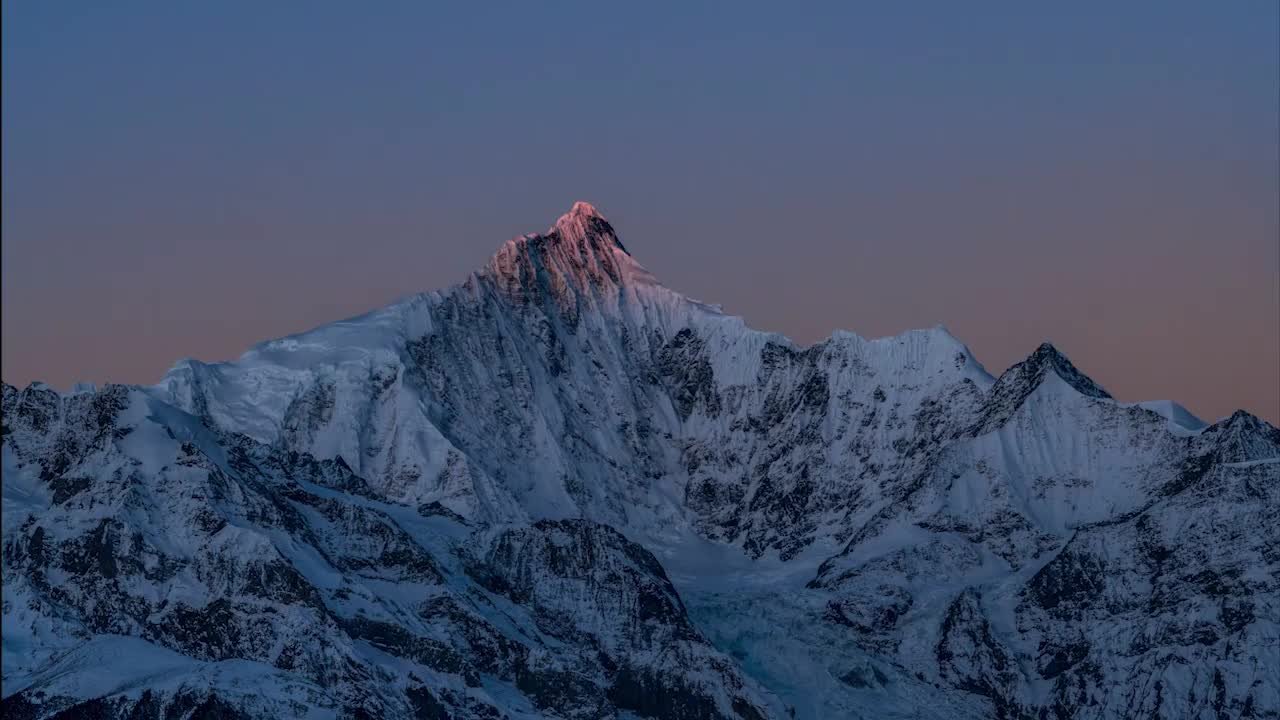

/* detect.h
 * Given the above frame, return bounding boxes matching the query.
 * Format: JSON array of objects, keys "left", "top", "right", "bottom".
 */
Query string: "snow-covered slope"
[{"left": 4, "top": 202, "right": 1277, "bottom": 719}]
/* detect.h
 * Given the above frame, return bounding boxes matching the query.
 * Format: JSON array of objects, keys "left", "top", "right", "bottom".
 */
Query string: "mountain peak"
[
  {"left": 1200, "top": 409, "right": 1280, "bottom": 463},
  {"left": 548, "top": 200, "right": 629, "bottom": 256},
  {"left": 484, "top": 202, "right": 650, "bottom": 306},
  {"left": 1022, "top": 342, "right": 1111, "bottom": 400},
  {"left": 967, "top": 341, "right": 1112, "bottom": 434},
  {"left": 563, "top": 200, "right": 604, "bottom": 221}
]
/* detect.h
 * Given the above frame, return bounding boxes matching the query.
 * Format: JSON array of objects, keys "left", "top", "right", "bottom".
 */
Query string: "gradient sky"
[{"left": 3, "top": 1, "right": 1277, "bottom": 423}]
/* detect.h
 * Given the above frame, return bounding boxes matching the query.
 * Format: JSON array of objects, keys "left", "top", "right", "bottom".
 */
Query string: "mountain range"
[{"left": 4, "top": 202, "right": 1277, "bottom": 719}]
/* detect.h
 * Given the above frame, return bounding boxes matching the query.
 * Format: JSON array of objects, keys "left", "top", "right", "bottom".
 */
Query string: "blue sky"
[{"left": 3, "top": 1, "right": 1277, "bottom": 421}]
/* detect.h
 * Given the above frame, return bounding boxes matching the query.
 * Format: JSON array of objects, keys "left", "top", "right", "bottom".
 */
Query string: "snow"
[
  {"left": 1129, "top": 398, "right": 1207, "bottom": 433},
  {"left": 5, "top": 201, "right": 1276, "bottom": 719}
]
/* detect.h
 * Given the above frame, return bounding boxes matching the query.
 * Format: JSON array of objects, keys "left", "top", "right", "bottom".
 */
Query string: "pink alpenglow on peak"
[
  {"left": 564, "top": 200, "right": 604, "bottom": 220},
  {"left": 486, "top": 202, "right": 657, "bottom": 304},
  {"left": 549, "top": 201, "right": 630, "bottom": 255}
]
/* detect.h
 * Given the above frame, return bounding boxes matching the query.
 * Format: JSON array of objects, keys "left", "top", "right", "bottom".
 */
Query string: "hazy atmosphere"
[{"left": 3, "top": 1, "right": 1277, "bottom": 423}]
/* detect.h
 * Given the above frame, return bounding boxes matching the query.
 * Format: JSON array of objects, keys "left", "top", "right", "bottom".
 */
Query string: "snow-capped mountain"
[{"left": 4, "top": 202, "right": 1277, "bottom": 719}]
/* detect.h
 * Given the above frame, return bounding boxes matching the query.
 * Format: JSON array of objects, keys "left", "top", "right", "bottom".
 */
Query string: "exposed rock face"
[{"left": 4, "top": 203, "right": 1277, "bottom": 719}]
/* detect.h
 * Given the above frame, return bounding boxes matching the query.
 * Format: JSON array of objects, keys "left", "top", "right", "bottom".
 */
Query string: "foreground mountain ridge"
[{"left": 4, "top": 202, "right": 1277, "bottom": 719}]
